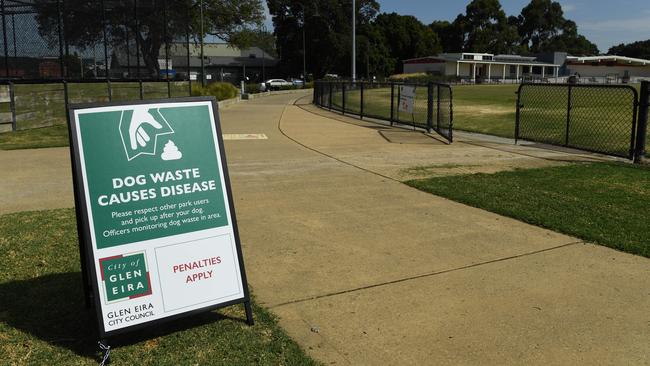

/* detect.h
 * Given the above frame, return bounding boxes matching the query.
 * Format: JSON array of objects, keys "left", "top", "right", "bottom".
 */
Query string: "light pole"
[
  {"left": 200, "top": 0, "right": 205, "bottom": 87},
  {"left": 352, "top": 0, "right": 356, "bottom": 81},
  {"left": 302, "top": 19, "right": 306, "bottom": 87}
]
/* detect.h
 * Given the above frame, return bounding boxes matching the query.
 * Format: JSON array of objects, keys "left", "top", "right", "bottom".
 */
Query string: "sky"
[{"left": 262, "top": 0, "right": 650, "bottom": 53}]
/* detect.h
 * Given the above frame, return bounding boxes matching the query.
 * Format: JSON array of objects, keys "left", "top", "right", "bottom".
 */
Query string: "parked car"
[
  {"left": 260, "top": 79, "right": 292, "bottom": 91},
  {"left": 290, "top": 78, "right": 305, "bottom": 87}
]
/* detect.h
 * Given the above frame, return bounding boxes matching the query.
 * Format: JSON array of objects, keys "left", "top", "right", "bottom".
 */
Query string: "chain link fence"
[
  {"left": 314, "top": 80, "right": 453, "bottom": 143},
  {"left": 515, "top": 83, "right": 644, "bottom": 160},
  {"left": 0, "top": 0, "right": 204, "bottom": 132}
]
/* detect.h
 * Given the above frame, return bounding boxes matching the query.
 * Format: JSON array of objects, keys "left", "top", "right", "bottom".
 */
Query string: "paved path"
[{"left": 2, "top": 92, "right": 648, "bottom": 364}]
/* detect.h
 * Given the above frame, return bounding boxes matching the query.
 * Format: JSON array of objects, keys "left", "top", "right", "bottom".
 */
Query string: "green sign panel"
[
  {"left": 78, "top": 105, "right": 229, "bottom": 249},
  {"left": 68, "top": 98, "right": 251, "bottom": 337}
]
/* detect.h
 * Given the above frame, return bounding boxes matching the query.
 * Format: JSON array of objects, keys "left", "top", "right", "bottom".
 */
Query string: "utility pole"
[{"left": 352, "top": 0, "right": 356, "bottom": 81}]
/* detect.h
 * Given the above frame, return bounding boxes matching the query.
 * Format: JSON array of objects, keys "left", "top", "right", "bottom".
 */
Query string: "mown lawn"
[
  {"left": 406, "top": 162, "right": 650, "bottom": 258},
  {"left": 0, "top": 124, "right": 70, "bottom": 150},
  {"left": 0, "top": 208, "right": 319, "bottom": 365},
  {"left": 0, "top": 81, "right": 192, "bottom": 150}
]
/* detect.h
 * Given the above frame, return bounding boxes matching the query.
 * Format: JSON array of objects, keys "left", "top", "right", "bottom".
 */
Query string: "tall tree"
[
  {"left": 267, "top": 0, "right": 380, "bottom": 78},
  {"left": 372, "top": 13, "right": 441, "bottom": 74},
  {"left": 516, "top": 0, "right": 598, "bottom": 55},
  {"left": 35, "top": 0, "right": 265, "bottom": 76},
  {"left": 430, "top": 20, "right": 463, "bottom": 53},
  {"left": 454, "top": 0, "right": 519, "bottom": 54},
  {"left": 609, "top": 40, "right": 650, "bottom": 59}
]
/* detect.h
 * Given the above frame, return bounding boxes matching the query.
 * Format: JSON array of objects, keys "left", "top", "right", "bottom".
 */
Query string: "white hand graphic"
[{"left": 128, "top": 109, "right": 163, "bottom": 150}]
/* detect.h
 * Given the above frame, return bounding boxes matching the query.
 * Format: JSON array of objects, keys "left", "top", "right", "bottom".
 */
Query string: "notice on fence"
[
  {"left": 68, "top": 98, "right": 250, "bottom": 337},
  {"left": 398, "top": 85, "right": 416, "bottom": 114}
]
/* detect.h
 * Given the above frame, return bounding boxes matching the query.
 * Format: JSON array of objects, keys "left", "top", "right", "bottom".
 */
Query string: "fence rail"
[
  {"left": 515, "top": 82, "right": 648, "bottom": 161},
  {"left": 313, "top": 80, "right": 453, "bottom": 143}
]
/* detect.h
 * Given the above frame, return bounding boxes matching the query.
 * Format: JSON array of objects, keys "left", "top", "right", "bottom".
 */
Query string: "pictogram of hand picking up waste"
[
  {"left": 161, "top": 140, "right": 182, "bottom": 161},
  {"left": 119, "top": 106, "right": 174, "bottom": 161}
]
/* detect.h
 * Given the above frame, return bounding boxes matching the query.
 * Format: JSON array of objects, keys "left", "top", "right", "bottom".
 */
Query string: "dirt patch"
[{"left": 455, "top": 105, "right": 512, "bottom": 115}]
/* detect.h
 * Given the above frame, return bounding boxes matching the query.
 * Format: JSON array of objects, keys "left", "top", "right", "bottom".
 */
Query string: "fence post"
[
  {"left": 360, "top": 82, "right": 364, "bottom": 119},
  {"left": 328, "top": 82, "right": 332, "bottom": 109},
  {"left": 139, "top": 80, "right": 144, "bottom": 100},
  {"left": 515, "top": 86, "right": 521, "bottom": 144},
  {"left": 390, "top": 82, "right": 394, "bottom": 125},
  {"left": 167, "top": 79, "right": 171, "bottom": 98},
  {"left": 436, "top": 84, "right": 442, "bottom": 131},
  {"left": 565, "top": 84, "right": 572, "bottom": 146},
  {"left": 341, "top": 83, "right": 346, "bottom": 114},
  {"left": 1, "top": 0, "right": 8, "bottom": 77},
  {"left": 62, "top": 80, "right": 69, "bottom": 115},
  {"left": 634, "top": 81, "right": 649, "bottom": 163},
  {"left": 107, "top": 80, "right": 112, "bottom": 101},
  {"left": 9, "top": 81, "right": 15, "bottom": 131},
  {"left": 426, "top": 82, "right": 433, "bottom": 132}
]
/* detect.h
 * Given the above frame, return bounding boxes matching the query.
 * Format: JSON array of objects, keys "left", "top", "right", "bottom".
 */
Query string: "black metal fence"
[
  {"left": 515, "top": 82, "right": 649, "bottom": 161},
  {"left": 0, "top": 79, "right": 190, "bottom": 132},
  {"left": 313, "top": 80, "right": 453, "bottom": 143}
]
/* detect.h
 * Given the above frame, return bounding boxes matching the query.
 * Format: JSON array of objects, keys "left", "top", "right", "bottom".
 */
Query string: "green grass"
[
  {"left": 406, "top": 162, "right": 650, "bottom": 258},
  {"left": 328, "top": 83, "right": 646, "bottom": 157},
  {"left": 0, "top": 208, "right": 319, "bottom": 365},
  {"left": 453, "top": 84, "right": 518, "bottom": 137},
  {"left": 0, "top": 81, "right": 192, "bottom": 150},
  {"left": 0, "top": 124, "right": 70, "bottom": 150}
]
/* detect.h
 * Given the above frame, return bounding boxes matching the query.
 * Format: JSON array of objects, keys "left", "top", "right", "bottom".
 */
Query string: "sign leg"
[
  {"left": 98, "top": 339, "right": 111, "bottom": 365},
  {"left": 244, "top": 301, "right": 254, "bottom": 326}
]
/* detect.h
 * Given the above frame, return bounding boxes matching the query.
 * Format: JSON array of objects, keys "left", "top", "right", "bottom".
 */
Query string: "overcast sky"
[{"left": 262, "top": 0, "right": 650, "bottom": 53}]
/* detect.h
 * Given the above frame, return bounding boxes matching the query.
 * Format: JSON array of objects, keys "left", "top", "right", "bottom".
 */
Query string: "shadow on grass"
[{"left": 0, "top": 272, "right": 246, "bottom": 362}]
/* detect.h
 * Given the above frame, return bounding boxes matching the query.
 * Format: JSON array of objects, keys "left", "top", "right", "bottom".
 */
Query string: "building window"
[
  {"left": 482, "top": 55, "right": 493, "bottom": 61},
  {"left": 510, "top": 65, "right": 517, "bottom": 73},
  {"left": 523, "top": 66, "right": 530, "bottom": 73},
  {"left": 463, "top": 54, "right": 474, "bottom": 60}
]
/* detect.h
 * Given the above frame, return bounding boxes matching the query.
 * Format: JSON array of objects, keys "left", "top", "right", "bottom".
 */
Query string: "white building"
[
  {"left": 403, "top": 52, "right": 650, "bottom": 84},
  {"left": 403, "top": 53, "right": 561, "bottom": 82},
  {"left": 565, "top": 55, "right": 650, "bottom": 83}
]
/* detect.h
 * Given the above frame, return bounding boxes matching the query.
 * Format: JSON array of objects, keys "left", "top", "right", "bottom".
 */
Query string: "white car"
[{"left": 261, "top": 79, "right": 292, "bottom": 91}]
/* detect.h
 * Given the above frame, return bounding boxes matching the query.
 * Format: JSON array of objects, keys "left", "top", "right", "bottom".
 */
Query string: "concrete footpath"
[{"left": 2, "top": 92, "right": 649, "bottom": 364}]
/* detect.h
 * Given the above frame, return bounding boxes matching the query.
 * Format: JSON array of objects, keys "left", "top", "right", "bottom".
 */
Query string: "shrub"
[
  {"left": 245, "top": 83, "right": 261, "bottom": 94},
  {"left": 191, "top": 82, "right": 239, "bottom": 101},
  {"left": 389, "top": 72, "right": 462, "bottom": 84}
]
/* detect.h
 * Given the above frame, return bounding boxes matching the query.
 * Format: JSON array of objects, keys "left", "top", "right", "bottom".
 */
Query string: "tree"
[
  {"left": 267, "top": 0, "right": 380, "bottom": 78},
  {"left": 516, "top": 0, "right": 598, "bottom": 55},
  {"left": 34, "top": 0, "right": 265, "bottom": 77},
  {"left": 430, "top": 20, "right": 463, "bottom": 53},
  {"left": 371, "top": 13, "right": 441, "bottom": 74},
  {"left": 609, "top": 40, "right": 650, "bottom": 59},
  {"left": 453, "top": 0, "right": 519, "bottom": 54},
  {"left": 230, "top": 28, "right": 278, "bottom": 58}
]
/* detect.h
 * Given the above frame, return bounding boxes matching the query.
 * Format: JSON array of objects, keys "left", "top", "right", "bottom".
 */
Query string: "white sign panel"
[{"left": 398, "top": 85, "right": 416, "bottom": 114}]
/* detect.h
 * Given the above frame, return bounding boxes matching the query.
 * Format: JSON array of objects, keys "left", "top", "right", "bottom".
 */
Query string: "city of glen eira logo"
[{"left": 99, "top": 252, "right": 152, "bottom": 303}]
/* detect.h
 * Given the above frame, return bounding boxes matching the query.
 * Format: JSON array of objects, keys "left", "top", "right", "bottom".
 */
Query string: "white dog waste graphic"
[
  {"left": 119, "top": 106, "right": 174, "bottom": 161},
  {"left": 129, "top": 108, "right": 163, "bottom": 150},
  {"left": 161, "top": 140, "right": 182, "bottom": 161}
]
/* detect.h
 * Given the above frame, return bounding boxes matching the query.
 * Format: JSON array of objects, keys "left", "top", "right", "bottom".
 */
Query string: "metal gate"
[{"left": 314, "top": 80, "right": 453, "bottom": 143}]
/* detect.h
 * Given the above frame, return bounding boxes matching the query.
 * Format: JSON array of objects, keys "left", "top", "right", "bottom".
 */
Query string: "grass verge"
[
  {"left": 0, "top": 125, "right": 70, "bottom": 150},
  {"left": 0, "top": 208, "right": 319, "bottom": 365},
  {"left": 406, "top": 163, "right": 650, "bottom": 258}
]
